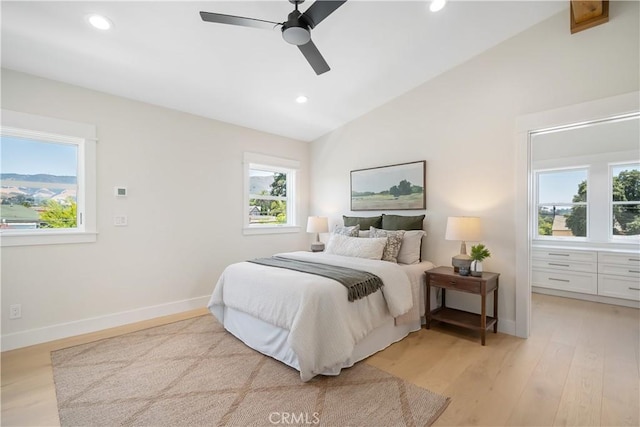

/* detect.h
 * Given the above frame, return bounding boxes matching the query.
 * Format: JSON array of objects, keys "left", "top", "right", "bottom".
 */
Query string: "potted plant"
[{"left": 470, "top": 244, "right": 491, "bottom": 277}]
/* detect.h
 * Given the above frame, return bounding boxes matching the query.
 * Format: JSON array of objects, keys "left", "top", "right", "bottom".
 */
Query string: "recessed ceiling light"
[
  {"left": 429, "top": 0, "right": 447, "bottom": 12},
  {"left": 296, "top": 95, "right": 308, "bottom": 104},
  {"left": 87, "top": 14, "right": 113, "bottom": 30}
]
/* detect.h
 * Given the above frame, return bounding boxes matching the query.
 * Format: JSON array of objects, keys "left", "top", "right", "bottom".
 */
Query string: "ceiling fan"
[{"left": 200, "top": 0, "right": 347, "bottom": 75}]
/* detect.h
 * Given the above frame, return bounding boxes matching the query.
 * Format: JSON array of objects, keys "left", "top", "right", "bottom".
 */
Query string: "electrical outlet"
[{"left": 9, "top": 304, "right": 21, "bottom": 319}]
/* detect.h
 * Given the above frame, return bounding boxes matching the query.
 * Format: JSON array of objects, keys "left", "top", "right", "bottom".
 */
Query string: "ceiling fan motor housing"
[{"left": 282, "top": 10, "right": 311, "bottom": 45}]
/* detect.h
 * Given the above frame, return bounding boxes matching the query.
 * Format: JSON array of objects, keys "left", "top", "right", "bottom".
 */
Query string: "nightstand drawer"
[{"left": 429, "top": 275, "right": 480, "bottom": 293}]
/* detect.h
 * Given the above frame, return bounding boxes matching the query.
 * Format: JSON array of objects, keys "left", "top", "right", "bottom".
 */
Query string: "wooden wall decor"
[{"left": 570, "top": 1, "right": 609, "bottom": 34}]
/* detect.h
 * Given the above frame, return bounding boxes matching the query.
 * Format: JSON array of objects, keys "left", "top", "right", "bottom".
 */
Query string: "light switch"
[{"left": 114, "top": 215, "right": 128, "bottom": 226}]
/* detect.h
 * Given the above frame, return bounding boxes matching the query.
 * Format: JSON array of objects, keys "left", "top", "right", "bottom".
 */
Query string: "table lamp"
[
  {"left": 307, "top": 216, "right": 329, "bottom": 252},
  {"left": 445, "top": 216, "right": 481, "bottom": 272}
]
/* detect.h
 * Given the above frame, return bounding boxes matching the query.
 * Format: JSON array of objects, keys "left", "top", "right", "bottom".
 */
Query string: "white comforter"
[{"left": 208, "top": 251, "right": 415, "bottom": 381}]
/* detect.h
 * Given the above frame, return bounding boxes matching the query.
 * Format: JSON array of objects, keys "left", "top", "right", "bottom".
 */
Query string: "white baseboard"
[
  {"left": 1, "top": 295, "right": 211, "bottom": 352},
  {"left": 497, "top": 318, "right": 516, "bottom": 336}
]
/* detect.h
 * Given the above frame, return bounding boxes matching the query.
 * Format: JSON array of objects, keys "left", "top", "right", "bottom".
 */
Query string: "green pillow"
[
  {"left": 343, "top": 215, "right": 382, "bottom": 230},
  {"left": 381, "top": 214, "right": 425, "bottom": 230}
]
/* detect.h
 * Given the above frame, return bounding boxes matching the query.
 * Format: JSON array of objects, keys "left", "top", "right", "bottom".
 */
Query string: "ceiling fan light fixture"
[
  {"left": 429, "top": 0, "right": 447, "bottom": 12},
  {"left": 86, "top": 14, "right": 113, "bottom": 30},
  {"left": 282, "top": 26, "right": 311, "bottom": 45}
]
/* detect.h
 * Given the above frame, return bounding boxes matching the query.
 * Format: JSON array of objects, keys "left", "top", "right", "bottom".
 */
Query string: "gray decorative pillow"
[
  {"left": 333, "top": 224, "right": 360, "bottom": 237},
  {"left": 381, "top": 214, "right": 425, "bottom": 230},
  {"left": 370, "top": 227, "right": 405, "bottom": 263},
  {"left": 343, "top": 215, "right": 383, "bottom": 230}
]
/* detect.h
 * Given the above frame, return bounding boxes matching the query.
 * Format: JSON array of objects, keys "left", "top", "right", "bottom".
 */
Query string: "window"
[
  {"left": 243, "top": 152, "right": 299, "bottom": 235},
  {"left": 536, "top": 168, "right": 588, "bottom": 238},
  {"left": 1, "top": 110, "right": 96, "bottom": 246},
  {"left": 611, "top": 162, "right": 640, "bottom": 239}
]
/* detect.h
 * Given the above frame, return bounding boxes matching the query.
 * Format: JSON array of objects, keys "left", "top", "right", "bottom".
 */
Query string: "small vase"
[{"left": 471, "top": 260, "right": 483, "bottom": 277}]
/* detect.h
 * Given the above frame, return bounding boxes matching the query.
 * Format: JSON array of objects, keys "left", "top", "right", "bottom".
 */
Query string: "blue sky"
[
  {"left": 538, "top": 164, "right": 639, "bottom": 203},
  {"left": 1, "top": 136, "right": 77, "bottom": 176},
  {"left": 538, "top": 169, "right": 587, "bottom": 203}
]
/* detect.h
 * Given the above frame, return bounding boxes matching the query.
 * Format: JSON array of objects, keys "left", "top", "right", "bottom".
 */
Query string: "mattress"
[{"left": 212, "top": 258, "right": 435, "bottom": 378}]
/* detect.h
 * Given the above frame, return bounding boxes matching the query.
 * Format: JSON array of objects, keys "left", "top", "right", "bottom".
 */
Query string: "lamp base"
[
  {"left": 310, "top": 242, "right": 325, "bottom": 252},
  {"left": 451, "top": 254, "right": 472, "bottom": 273}
]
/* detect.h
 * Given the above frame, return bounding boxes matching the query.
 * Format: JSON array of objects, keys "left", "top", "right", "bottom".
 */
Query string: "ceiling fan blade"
[
  {"left": 199, "top": 11, "right": 281, "bottom": 30},
  {"left": 298, "top": 40, "right": 330, "bottom": 75},
  {"left": 302, "top": 0, "right": 347, "bottom": 28}
]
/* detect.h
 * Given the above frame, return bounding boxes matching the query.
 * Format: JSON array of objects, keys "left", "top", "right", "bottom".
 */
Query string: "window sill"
[
  {"left": 1, "top": 231, "right": 98, "bottom": 247},
  {"left": 243, "top": 225, "right": 301, "bottom": 236}
]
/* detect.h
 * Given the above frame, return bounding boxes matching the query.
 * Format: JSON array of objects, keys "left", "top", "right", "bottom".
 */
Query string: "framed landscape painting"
[{"left": 351, "top": 161, "right": 426, "bottom": 211}]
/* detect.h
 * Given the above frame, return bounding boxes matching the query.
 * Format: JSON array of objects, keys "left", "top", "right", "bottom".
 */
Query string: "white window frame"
[
  {"left": 534, "top": 166, "right": 590, "bottom": 241},
  {"left": 1, "top": 110, "right": 97, "bottom": 247},
  {"left": 243, "top": 152, "right": 300, "bottom": 235},
  {"left": 609, "top": 161, "right": 640, "bottom": 242}
]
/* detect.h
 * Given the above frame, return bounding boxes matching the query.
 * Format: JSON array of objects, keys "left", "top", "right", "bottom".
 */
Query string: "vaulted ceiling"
[{"left": 1, "top": 1, "right": 567, "bottom": 141}]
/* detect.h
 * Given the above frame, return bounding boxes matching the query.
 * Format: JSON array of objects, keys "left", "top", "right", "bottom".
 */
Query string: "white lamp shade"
[
  {"left": 306, "top": 216, "right": 329, "bottom": 233},
  {"left": 445, "top": 216, "right": 481, "bottom": 242}
]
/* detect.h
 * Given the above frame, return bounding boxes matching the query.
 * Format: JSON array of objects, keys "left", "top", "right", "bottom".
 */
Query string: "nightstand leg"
[
  {"left": 425, "top": 280, "right": 431, "bottom": 329},
  {"left": 481, "top": 292, "right": 486, "bottom": 346},
  {"left": 493, "top": 282, "right": 499, "bottom": 333}
]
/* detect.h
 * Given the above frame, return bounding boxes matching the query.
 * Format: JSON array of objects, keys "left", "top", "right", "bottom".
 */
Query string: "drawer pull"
[
  {"left": 548, "top": 263, "right": 570, "bottom": 267},
  {"left": 549, "top": 277, "right": 570, "bottom": 283},
  {"left": 449, "top": 281, "right": 456, "bottom": 285},
  {"left": 629, "top": 287, "right": 640, "bottom": 291},
  {"left": 628, "top": 258, "right": 640, "bottom": 262},
  {"left": 548, "top": 253, "right": 569, "bottom": 257},
  {"left": 628, "top": 270, "right": 640, "bottom": 274}
]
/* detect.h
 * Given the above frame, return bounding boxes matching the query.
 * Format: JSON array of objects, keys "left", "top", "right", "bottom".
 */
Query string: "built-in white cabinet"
[
  {"left": 597, "top": 252, "right": 640, "bottom": 301},
  {"left": 532, "top": 247, "right": 640, "bottom": 302},
  {"left": 532, "top": 248, "right": 598, "bottom": 295}
]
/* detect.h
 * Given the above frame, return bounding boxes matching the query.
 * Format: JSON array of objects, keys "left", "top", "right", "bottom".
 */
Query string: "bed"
[{"left": 208, "top": 221, "right": 434, "bottom": 381}]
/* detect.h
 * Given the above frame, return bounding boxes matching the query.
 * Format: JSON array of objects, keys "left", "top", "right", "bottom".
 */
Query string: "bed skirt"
[{"left": 222, "top": 306, "right": 422, "bottom": 376}]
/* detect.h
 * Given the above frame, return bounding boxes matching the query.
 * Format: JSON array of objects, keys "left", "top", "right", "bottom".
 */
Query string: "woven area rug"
[{"left": 52, "top": 315, "right": 450, "bottom": 426}]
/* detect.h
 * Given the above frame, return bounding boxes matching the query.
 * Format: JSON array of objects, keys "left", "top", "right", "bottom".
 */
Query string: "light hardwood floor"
[{"left": 2, "top": 294, "right": 638, "bottom": 426}]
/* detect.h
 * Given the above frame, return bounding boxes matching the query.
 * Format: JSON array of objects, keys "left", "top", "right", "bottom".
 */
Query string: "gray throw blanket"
[{"left": 247, "top": 256, "right": 384, "bottom": 302}]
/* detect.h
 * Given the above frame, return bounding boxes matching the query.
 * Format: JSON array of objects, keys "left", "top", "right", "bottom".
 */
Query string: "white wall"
[
  {"left": 1, "top": 69, "right": 310, "bottom": 349},
  {"left": 310, "top": 2, "right": 639, "bottom": 332}
]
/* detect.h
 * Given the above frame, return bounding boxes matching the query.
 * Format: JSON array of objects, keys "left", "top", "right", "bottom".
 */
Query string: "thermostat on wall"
[{"left": 114, "top": 187, "right": 127, "bottom": 197}]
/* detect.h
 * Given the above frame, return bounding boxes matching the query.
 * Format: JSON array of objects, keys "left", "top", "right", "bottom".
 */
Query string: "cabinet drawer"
[
  {"left": 597, "top": 263, "right": 640, "bottom": 278},
  {"left": 598, "top": 252, "right": 640, "bottom": 267},
  {"left": 598, "top": 275, "right": 640, "bottom": 301},
  {"left": 531, "top": 258, "right": 596, "bottom": 273},
  {"left": 429, "top": 275, "right": 480, "bottom": 293},
  {"left": 532, "top": 269, "right": 597, "bottom": 295},
  {"left": 532, "top": 248, "right": 597, "bottom": 263}
]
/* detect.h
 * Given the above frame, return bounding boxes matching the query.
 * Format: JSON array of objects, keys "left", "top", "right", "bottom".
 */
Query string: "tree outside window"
[
  {"left": 537, "top": 168, "right": 588, "bottom": 238},
  {"left": 249, "top": 170, "right": 289, "bottom": 225},
  {"left": 611, "top": 164, "right": 640, "bottom": 237}
]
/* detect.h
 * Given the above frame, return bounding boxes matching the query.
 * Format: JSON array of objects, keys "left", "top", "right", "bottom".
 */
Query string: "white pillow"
[
  {"left": 325, "top": 234, "right": 387, "bottom": 260},
  {"left": 397, "top": 230, "right": 425, "bottom": 264},
  {"left": 358, "top": 230, "right": 370, "bottom": 238}
]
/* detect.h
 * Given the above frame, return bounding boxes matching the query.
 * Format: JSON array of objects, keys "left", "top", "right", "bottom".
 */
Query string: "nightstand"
[{"left": 425, "top": 266, "right": 499, "bottom": 345}]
